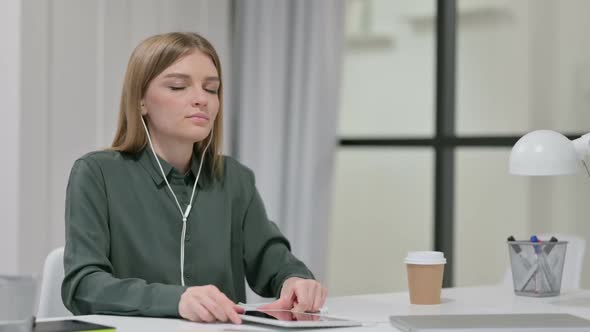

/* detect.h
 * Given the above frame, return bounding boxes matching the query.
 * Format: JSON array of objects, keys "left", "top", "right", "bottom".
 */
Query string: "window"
[
  {"left": 329, "top": 0, "right": 436, "bottom": 295},
  {"left": 329, "top": 0, "right": 590, "bottom": 294}
]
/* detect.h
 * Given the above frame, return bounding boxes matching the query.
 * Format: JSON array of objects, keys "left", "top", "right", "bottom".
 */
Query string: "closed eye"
[{"left": 169, "top": 86, "right": 186, "bottom": 91}]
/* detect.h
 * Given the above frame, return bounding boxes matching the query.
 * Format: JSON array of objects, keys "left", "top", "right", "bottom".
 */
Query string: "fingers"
[
  {"left": 293, "top": 312, "right": 320, "bottom": 321},
  {"left": 310, "top": 283, "right": 322, "bottom": 312},
  {"left": 258, "top": 296, "right": 292, "bottom": 310},
  {"left": 311, "top": 283, "right": 325, "bottom": 312},
  {"left": 290, "top": 280, "right": 326, "bottom": 313},
  {"left": 293, "top": 284, "right": 313, "bottom": 312},
  {"left": 258, "top": 286, "right": 295, "bottom": 311},
  {"left": 204, "top": 286, "right": 242, "bottom": 324},
  {"left": 199, "top": 294, "right": 229, "bottom": 322},
  {"left": 234, "top": 304, "right": 245, "bottom": 314},
  {"left": 179, "top": 285, "right": 242, "bottom": 324},
  {"left": 225, "top": 303, "right": 243, "bottom": 324},
  {"left": 193, "top": 302, "right": 215, "bottom": 323},
  {"left": 259, "top": 309, "right": 293, "bottom": 321}
]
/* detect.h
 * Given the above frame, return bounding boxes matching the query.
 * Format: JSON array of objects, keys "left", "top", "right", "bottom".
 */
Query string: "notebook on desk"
[
  {"left": 389, "top": 313, "right": 590, "bottom": 332},
  {"left": 33, "top": 319, "right": 115, "bottom": 332}
]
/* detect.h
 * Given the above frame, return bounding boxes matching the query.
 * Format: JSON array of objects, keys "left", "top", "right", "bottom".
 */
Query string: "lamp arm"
[{"left": 573, "top": 133, "right": 590, "bottom": 161}]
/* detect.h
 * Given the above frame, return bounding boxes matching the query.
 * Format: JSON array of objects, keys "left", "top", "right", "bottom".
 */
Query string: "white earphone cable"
[{"left": 141, "top": 116, "right": 213, "bottom": 286}]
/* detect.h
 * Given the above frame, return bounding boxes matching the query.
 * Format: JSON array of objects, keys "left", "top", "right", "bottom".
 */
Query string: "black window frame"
[{"left": 338, "top": 0, "right": 584, "bottom": 287}]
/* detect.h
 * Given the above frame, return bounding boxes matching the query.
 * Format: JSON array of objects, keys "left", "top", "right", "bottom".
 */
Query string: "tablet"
[{"left": 240, "top": 309, "right": 362, "bottom": 328}]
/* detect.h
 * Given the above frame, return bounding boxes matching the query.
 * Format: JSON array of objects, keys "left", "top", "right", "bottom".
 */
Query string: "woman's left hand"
[{"left": 258, "top": 277, "right": 327, "bottom": 312}]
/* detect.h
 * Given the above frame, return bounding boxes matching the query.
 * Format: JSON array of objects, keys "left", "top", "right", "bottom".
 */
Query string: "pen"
[
  {"left": 545, "top": 236, "right": 560, "bottom": 289},
  {"left": 507, "top": 236, "right": 520, "bottom": 254},
  {"left": 530, "top": 235, "right": 542, "bottom": 293},
  {"left": 508, "top": 236, "right": 536, "bottom": 291},
  {"left": 543, "top": 236, "right": 559, "bottom": 255},
  {"left": 530, "top": 235, "right": 554, "bottom": 293},
  {"left": 530, "top": 235, "right": 541, "bottom": 254},
  {"left": 507, "top": 236, "right": 532, "bottom": 269}
]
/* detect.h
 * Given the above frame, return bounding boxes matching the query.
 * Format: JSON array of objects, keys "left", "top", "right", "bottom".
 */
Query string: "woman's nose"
[{"left": 191, "top": 89, "right": 208, "bottom": 107}]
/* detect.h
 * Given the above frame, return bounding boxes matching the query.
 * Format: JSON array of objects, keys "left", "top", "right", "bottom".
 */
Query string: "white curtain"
[{"left": 230, "top": 0, "right": 345, "bottom": 297}]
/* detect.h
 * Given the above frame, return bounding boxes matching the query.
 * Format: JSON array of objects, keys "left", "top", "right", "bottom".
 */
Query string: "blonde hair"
[{"left": 111, "top": 32, "right": 224, "bottom": 179}]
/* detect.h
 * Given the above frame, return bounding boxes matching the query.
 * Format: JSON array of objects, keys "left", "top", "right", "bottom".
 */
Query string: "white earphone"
[{"left": 140, "top": 115, "right": 214, "bottom": 286}]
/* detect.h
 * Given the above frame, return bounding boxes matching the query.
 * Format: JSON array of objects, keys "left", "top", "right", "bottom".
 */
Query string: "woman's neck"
[{"left": 150, "top": 133, "right": 192, "bottom": 175}]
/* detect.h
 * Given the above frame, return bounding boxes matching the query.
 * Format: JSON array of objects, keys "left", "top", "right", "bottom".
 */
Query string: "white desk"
[{"left": 42, "top": 285, "right": 590, "bottom": 331}]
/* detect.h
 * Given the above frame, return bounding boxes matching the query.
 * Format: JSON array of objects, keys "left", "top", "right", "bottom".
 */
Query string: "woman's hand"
[
  {"left": 178, "top": 285, "right": 244, "bottom": 324},
  {"left": 258, "top": 277, "right": 327, "bottom": 312}
]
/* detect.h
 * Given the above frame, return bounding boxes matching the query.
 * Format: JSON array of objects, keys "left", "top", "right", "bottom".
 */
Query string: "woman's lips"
[
  {"left": 187, "top": 113, "right": 209, "bottom": 124},
  {"left": 188, "top": 113, "right": 209, "bottom": 119}
]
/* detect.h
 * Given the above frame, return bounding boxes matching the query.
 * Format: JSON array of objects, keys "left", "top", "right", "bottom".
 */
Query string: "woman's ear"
[{"left": 140, "top": 101, "right": 147, "bottom": 116}]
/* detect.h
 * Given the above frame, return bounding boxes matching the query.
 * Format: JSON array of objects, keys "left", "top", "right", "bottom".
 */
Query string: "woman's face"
[{"left": 142, "top": 50, "right": 220, "bottom": 144}]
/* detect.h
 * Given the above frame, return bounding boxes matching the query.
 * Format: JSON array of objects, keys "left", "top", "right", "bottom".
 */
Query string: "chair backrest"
[
  {"left": 502, "top": 233, "right": 586, "bottom": 290},
  {"left": 37, "top": 247, "right": 72, "bottom": 318}
]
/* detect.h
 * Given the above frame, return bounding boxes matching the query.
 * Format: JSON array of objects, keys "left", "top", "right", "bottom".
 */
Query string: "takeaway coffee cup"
[{"left": 405, "top": 251, "right": 446, "bottom": 305}]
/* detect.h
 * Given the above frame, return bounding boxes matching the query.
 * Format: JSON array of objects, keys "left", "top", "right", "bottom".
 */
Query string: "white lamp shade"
[{"left": 509, "top": 130, "right": 579, "bottom": 176}]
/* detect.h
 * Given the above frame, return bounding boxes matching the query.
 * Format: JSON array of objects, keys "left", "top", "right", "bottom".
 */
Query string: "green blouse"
[{"left": 61, "top": 148, "right": 313, "bottom": 317}]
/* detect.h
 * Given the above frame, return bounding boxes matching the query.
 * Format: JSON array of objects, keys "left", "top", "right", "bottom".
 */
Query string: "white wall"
[
  {"left": 0, "top": 0, "right": 21, "bottom": 274},
  {"left": 3, "top": 0, "right": 231, "bottom": 277}
]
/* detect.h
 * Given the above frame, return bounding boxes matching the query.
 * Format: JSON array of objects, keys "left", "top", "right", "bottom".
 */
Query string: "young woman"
[{"left": 62, "top": 32, "right": 326, "bottom": 324}]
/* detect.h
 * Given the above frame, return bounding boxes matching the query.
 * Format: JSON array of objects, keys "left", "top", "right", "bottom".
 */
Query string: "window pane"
[
  {"left": 328, "top": 148, "right": 434, "bottom": 295},
  {"left": 456, "top": 0, "right": 590, "bottom": 135},
  {"left": 454, "top": 149, "right": 528, "bottom": 286},
  {"left": 338, "top": 0, "right": 435, "bottom": 137}
]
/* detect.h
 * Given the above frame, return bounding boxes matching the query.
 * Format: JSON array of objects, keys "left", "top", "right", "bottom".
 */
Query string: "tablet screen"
[
  {"left": 240, "top": 310, "right": 362, "bottom": 328},
  {"left": 243, "top": 310, "right": 346, "bottom": 322}
]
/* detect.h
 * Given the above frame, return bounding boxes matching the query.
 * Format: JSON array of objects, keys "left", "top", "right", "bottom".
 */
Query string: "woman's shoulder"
[
  {"left": 74, "top": 149, "right": 135, "bottom": 170},
  {"left": 78, "top": 149, "right": 132, "bottom": 162},
  {"left": 221, "top": 155, "right": 255, "bottom": 181},
  {"left": 219, "top": 156, "right": 261, "bottom": 201}
]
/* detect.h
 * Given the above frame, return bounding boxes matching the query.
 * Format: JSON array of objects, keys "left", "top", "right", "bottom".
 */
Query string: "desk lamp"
[
  {"left": 508, "top": 130, "right": 589, "bottom": 296},
  {"left": 509, "top": 129, "right": 590, "bottom": 176}
]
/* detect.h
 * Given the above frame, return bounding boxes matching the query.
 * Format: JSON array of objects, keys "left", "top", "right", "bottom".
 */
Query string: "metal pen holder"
[{"left": 507, "top": 241, "right": 567, "bottom": 297}]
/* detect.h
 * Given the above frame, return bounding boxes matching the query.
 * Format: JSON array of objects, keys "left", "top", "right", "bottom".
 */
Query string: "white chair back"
[{"left": 37, "top": 247, "right": 72, "bottom": 318}]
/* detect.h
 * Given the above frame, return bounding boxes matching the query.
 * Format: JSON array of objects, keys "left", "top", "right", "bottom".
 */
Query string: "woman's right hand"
[{"left": 178, "top": 285, "right": 244, "bottom": 324}]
